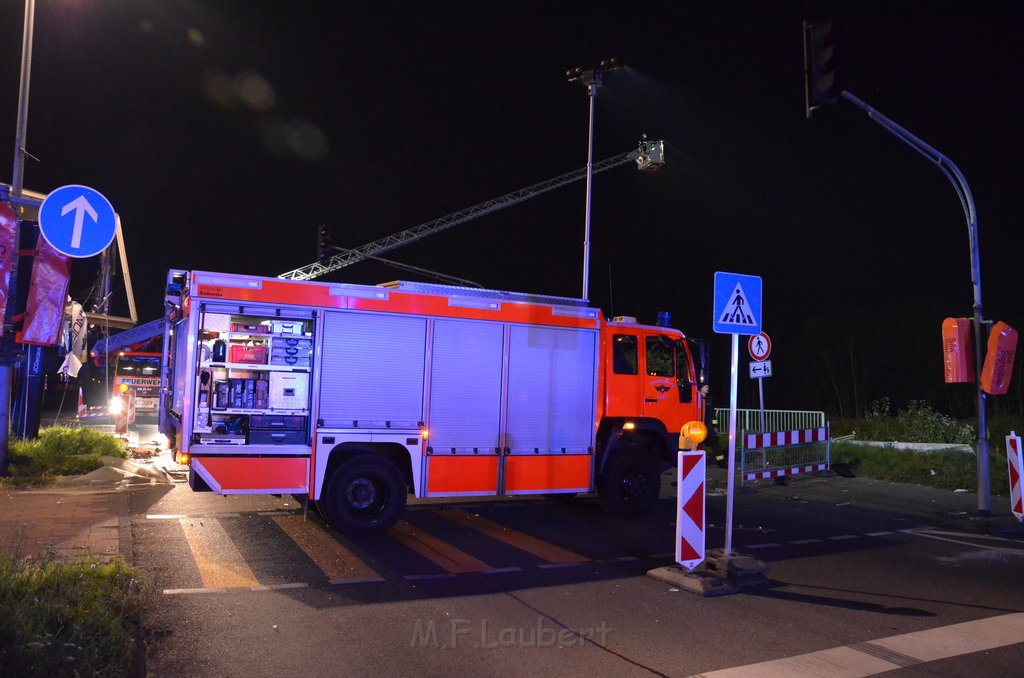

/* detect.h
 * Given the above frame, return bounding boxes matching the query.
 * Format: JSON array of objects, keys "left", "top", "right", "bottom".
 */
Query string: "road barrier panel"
[
  {"left": 742, "top": 425, "right": 831, "bottom": 483},
  {"left": 1005, "top": 431, "right": 1023, "bottom": 522},
  {"left": 675, "top": 450, "right": 705, "bottom": 572}
]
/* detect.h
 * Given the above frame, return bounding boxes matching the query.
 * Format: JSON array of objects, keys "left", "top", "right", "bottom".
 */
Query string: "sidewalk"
[
  {"left": 0, "top": 488, "right": 128, "bottom": 562},
  {"left": 0, "top": 454, "right": 181, "bottom": 563}
]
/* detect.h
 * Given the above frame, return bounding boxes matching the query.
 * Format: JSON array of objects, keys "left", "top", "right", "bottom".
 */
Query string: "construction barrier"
[
  {"left": 1006, "top": 431, "right": 1023, "bottom": 522},
  {"left": 675, "top": 450, "right": 705, "bottom": 571},
  {"left": 742, "top": 425, "right": 830, "bottom": 483},
  {"left": 716, "top": 408, "right": 825, "bottom": 434}
]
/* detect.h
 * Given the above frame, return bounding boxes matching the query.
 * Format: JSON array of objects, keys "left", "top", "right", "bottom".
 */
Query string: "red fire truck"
[{"left": 159, "top": 270, "right": 705, "bottom": 536}]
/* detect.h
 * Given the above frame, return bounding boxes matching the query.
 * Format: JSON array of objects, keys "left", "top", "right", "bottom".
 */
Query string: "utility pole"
[
  {"left": 566, "top": 57, "right": 621, "bottom": 301},
  {"left": 1, "top": 0, "right": 36, "bottom": 474}
]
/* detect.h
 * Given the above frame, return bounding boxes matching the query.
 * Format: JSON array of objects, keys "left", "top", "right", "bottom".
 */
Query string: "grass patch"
[
  {"left": 3, "top": 426, "right": 128, "bottom": 486},
  {"left": 0, "top": 550, "right": 150, "bottom": 676},
  {"left": 831, "top": 442, "right": 1011, "bottom": 494}
]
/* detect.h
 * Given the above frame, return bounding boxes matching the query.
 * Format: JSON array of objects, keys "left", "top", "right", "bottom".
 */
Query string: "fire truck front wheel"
[
  {"left": 320, "top": 455, "right": 407, "bottom": 537},
  {"left": 598, "top": 447, "right": 660, "bottom": 519}
]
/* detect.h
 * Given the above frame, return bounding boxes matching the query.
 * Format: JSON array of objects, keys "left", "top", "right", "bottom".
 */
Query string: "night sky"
[{"left": 1, "top": 1, "right": 1022, "bottom": 417}]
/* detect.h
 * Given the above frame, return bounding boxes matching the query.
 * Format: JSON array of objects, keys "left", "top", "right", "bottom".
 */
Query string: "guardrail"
[{"left": 715, "top": 408, "right": 826, "bottom": 434}]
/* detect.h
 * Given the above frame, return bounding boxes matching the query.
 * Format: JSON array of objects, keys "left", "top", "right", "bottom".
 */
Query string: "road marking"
[
  {"left": 746, "top": 543, "right": 780, "bottom": 550},
  {"left": 866, "top": 531, "right": 895, "bottom": 537},
  {"left": 828, "top": 534, "right": 860, "bottom": 541},
  {"left": 178, "top": 517, "right": 260, "bottom": 589},
  {"left": 432, "top": 508, "right": 589, "bottom": 564},
  {"left": 163, "top": 582, "right": 308, "bottom": 596},
  {"left": 789, "top": 539, "right": 821, "bottom": 545},
  {"left": 691, "top": 613, "right": 1024, "bottom": 677},
  {"left": 905, "top": 528, "right": 1024, "bottom": 555},
  {"left": 270, "top": 515, "right": 386, "bottom": 584},
  {"left": 389, "top": 520, "right": 493, "bottom": 574},
  {"left": 480, "top": 566, "right": 524, "bottom": 574}
]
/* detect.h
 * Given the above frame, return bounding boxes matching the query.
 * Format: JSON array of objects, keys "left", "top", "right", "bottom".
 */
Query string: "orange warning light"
[{"left": 681, "top": 420, "right": 707, "bottom": 445}]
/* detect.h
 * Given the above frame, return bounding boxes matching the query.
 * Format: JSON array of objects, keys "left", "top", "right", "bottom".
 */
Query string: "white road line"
[
  {"left": 746, "top": 543, "right": 780, "bottom": 550},
  {"left": 163, "top": 582, "right": 308, "bottom": 595},
  {"left": 789, "top": 539, "right": 821, "bottom": 545},
  {"left": 905, "top": 529, "right": 1024, "bottom": 555},
  {"left": 828, "top": 534, "right": 860, "bottom": 541},
  {"left": 691, "top": 613, "right": 1024, "bottom": 677},
  {"left": 865, "top": 530, "right": 895, "bottom": 537}
]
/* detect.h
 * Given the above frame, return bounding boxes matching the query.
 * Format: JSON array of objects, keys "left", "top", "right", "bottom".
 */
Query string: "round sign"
[
  {"left": 38, "top": 184, "right": 117, "bottom": 258},
  {"left": 748, "top": 331, "right": 772, "bottom": 361}
]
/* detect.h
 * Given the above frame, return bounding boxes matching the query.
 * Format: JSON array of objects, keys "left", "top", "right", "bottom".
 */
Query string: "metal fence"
[{"left": 715, "top": 408, "right": 826, "bottom": 434}]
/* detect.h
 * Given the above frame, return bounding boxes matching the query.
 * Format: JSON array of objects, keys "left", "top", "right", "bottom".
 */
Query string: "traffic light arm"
[{"left": 840, "top": 88, "right": 989, "bottom": 513}]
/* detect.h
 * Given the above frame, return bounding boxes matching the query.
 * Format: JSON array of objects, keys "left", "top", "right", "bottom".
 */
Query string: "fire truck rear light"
[
  {"left": 175, "top": 451, "right": 190, "bottom": 465},
  {"left": 623, "top": 422, "right": 636, "bottom": 430}
]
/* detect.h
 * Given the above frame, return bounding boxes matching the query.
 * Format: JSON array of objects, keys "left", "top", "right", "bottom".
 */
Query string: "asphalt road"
[{"left": 123, "top": 463, "right": 1024, "bottom": 677}]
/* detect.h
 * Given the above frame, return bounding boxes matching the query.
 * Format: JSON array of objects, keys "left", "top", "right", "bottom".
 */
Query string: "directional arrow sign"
[
  {"left": 749, "top": 359, "right": 773, "bottom": 379},
  {"left": 38, "top": 184, "right": 116, "bottom": 258}
]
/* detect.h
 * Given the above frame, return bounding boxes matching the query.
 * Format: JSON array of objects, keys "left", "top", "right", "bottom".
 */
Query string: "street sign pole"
[
  {"left": 758, "top": 376, "right": 766, "bottom": 433},
  {"left": 726, "top": 332, "right": 739, "bottom": 555},
  {"left": 713, "top": 271, "right": 763, "bottom": 557}
]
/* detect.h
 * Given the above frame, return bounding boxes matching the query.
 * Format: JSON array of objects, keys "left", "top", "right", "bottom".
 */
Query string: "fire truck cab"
[{"left": 159, "top": 270, "right": 702, "bottom": 536}]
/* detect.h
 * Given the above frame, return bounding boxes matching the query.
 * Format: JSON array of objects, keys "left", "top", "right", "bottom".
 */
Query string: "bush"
[
  {"left": 6, "top": 427, "right": 127, "bottom": 485},
  {"left": 836, "top": 399, "right": 975, "bottom": 445},
  {"left": 0, "top": 552, "right": 149, "bottom": 676}
]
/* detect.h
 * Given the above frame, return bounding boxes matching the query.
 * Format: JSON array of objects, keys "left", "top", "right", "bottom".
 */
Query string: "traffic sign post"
[
  {"left": 750, "top": 358, "right": 773, "bottom": 433},
  {"left": 38, "top": 184, "right": 116, "bottom": 258},
  {"left": 712, "top": 272, "right": 763, "bottom": 556}
]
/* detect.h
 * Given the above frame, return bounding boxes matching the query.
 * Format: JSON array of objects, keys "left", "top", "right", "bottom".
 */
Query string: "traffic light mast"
[{"left": 803, "top": 19, "right": 991, "bottom": 513}]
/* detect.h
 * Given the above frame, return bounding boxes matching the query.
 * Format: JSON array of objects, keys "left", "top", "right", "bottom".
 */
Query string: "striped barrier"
[
  {"left": 742, "top": 425, "right": 831, "bottom": 483},
  {"left": 1006, "top": 431, "right": 1023, "bottom": 522}
]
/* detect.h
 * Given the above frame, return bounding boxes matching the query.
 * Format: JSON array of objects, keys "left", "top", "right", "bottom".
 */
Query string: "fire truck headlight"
[{"left": 109, "top": 397, "right": 124, "bottom": 415}]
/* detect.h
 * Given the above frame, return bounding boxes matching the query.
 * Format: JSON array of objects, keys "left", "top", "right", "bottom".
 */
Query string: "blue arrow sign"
[
  {"left": 713, "top": 271, "right": 762, "bottom": 335},
  {"left": 38, "top": 184, "right": 117, "bottom": 258}
]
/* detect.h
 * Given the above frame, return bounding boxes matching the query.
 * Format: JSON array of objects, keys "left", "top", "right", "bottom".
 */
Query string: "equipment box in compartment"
[
  {"left": 249, "top": 429, "right": 307, "bottom": 445},
  {"left": 269, "top": 372, "right": 309, "bottom": 410},
  {"left": 249, "top": 414, "right": 306, "bottom": 430},
  {"left": 271, "top": 321, "right": 306, "bottom": 335},
  {"left": 230, "top": 345, "right": 268, "bottom": 364}
]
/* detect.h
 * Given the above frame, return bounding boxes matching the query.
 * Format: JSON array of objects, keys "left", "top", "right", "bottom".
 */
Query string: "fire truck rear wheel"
[
  {"left": 598, "top": 447, "right": 659, "bottom": 518},
  {"left": 321, "top": 455, "right": 406, "bottom": 537}
]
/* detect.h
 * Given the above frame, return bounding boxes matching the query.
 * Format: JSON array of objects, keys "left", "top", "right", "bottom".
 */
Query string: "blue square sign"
[{"left": 713, "top": 271, "right": 762, "bottom": 335}]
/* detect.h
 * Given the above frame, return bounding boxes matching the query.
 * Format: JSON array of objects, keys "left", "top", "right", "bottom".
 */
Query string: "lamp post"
[
  {"left": 566, "top": 57, "right": 620, "bottom": 301},
  {"left": 0, "top": 0, "right": 36, "bottom": 474}
]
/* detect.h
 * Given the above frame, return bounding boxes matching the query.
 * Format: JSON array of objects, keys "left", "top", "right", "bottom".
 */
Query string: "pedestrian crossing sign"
[{"left": 713, "top": 271, "right": 762, "bottom": 335}]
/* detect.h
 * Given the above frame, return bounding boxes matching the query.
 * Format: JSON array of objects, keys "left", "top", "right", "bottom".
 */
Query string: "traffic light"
[
  {"left": 804, "top": 19, "right": 844, "bottom": 115},
  {"left": 317, "top": 225, "right": 331, "bottom": 264}
]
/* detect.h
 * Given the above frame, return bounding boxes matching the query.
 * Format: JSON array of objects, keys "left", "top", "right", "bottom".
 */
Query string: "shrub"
[{"left": 5, "top": 427, "right": 127, "bottom": 484}]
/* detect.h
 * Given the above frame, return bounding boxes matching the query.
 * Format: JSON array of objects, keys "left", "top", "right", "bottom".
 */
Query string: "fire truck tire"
[
  {"left": 320, "top": 455, "right": 406, "bottom": 537},
  {"left": 598, "top": 447, "right": 659, "bottom": 518}
]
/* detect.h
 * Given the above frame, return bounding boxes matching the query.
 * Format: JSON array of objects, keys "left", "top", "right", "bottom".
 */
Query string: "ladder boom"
[{"left": 279, "top": 147, "right": 643, "bottom": 281}]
